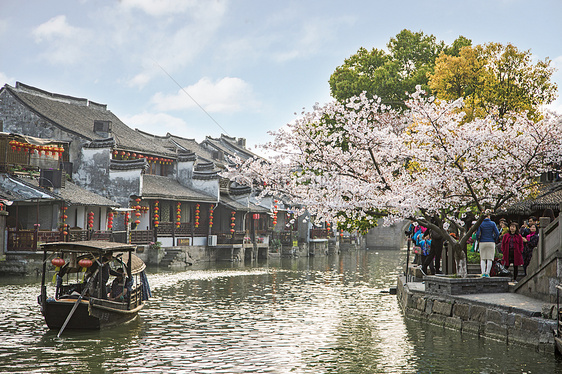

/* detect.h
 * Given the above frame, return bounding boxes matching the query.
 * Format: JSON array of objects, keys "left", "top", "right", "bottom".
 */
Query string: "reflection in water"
[{"left": 0, "top": 250, "right": 560, "bottom": 373}]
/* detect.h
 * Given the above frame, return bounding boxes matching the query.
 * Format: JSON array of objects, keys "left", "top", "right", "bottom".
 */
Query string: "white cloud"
[
  {"left": 128, "top": 72, "right": 153, "bottom": 89},
  {"left": 123, "top": 111, "right": 190, "bottom": 136},
  {"left": 118, "top": 0, "right": 210, "bottom": 17},
  {"left": 114, "top": 1, "right": 227, "bottom": 87},
  {"left": 0, "top": 72, "right": 16, "bottom": 87},
  {"left": 0, "top": 19, "right": 8, "bottom": 38},
  {"left": 151, "top": 77, "right": 259, "bottom": 113},
  {"left": 219, "top": 12, "right": 355, "bottom": 65},
  {"left": 31, "top": 15, "right": 92, "bottom": 65}
]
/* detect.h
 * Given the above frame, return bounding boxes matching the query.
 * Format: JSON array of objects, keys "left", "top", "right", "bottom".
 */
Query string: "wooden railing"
[
  {"left": 7, "top": 229, "right": 37, "bottom": 251},
  {"left": 309, "top": 228, "right": 329, "bottom": 239},
  {"left": 215, "top": 231, "right": 245, "bottom": 245},
  {"left": 38, "top": 230, "right": 64, "bottom": 243},
  {"left": 156, "top": 222, "right": 208, "bottom": 237},
  {"left": 130, "top": 230, "right": 152, "bottom": 244},
  {"left": 8, "top": 229, "right": 113, "bottom": 251}
]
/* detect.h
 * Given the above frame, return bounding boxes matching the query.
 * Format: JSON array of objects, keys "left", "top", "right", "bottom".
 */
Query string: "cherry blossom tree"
[{"left": 223, "top": 88, "right": 562, "bottom": 276}]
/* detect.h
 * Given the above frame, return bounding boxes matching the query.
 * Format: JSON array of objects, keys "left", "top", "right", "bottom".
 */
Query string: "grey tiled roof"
[
  {"left": 57, "top": 181, "right": 120, "bottom": 207},
  {"left": 24, "top": 176, "right": 119, "bottom": 207},
  {"left": 167, "top": 133, "right": 221, "bottom": 167},
  {"left": 204, "top": 134, "right": 259, "bottom": 162},
  {"left": 0, "top": 173, "right": 60, "bottom": 202},
  {"left": 220, "top": 195, "right": 270, "bottom": 213},
  {"left": 6, "top": 83, "right": 174, "bottom": 156},
  {"left": 507, "top": 182, "right": 562, "bottom": 214},
  {"left": 141, "top": 174, "right": 217, "bottom": 202}
]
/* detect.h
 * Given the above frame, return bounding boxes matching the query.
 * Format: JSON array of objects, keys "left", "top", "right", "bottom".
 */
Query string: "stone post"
[
  {"left": 0, "top": 210, "right": 7, "bottom": 255},
  {"left": 539, "top": 217, "right": 551, "bottom": 265}
]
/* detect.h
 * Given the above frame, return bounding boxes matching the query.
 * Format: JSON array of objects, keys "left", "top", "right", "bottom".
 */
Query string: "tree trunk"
[{"left": 453, "top": 242, "right": 468, "bottom": 277}]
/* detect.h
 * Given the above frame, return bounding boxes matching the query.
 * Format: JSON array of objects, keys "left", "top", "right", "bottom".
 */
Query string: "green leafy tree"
[
  {"left": 429, "top": 43, "right": 558, "bottom": 120},
  {"left": 329, "top": 29, "right": 469, "bottom": 109}
]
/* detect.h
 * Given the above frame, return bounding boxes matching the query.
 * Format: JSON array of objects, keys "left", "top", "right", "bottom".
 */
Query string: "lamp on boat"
[
  {"left": 78, "top": 258, "right": 93, "bottom": 268},
  {"left": 51, "top": 258, "right": 65, "bottom": 267}
]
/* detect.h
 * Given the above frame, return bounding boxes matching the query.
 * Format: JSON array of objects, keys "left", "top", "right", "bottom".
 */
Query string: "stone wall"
[
  {"left": 397, "top": 276, "right": 557, "bottom": 353},
  {"left": 515, "top": 252, "right": 562, "bottom": 303}
]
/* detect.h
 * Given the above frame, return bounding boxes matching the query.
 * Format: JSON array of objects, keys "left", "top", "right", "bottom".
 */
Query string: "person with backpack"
[{"left": 419, "top": 231, "right": 434, "bottom": 275}]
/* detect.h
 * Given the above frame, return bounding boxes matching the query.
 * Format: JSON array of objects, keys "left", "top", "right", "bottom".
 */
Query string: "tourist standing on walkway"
[
  {"left": 523, "top": 224, "right": 539, "bottom": 276},
  {"left": 419, "top": 231, "right": 434, "bottom": 275},
  {"left": 476, "top": 214, "right": 500, "bottom": 277},
  {"left": 431, "top": 227, "right": 443, "bottom": 274},
  {"left": 501, "top": 222, "right": 524, "bottom": 281}
]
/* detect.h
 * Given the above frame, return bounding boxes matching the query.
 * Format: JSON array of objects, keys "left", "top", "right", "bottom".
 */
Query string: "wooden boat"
[{"left": 38, "top": 241, "right": 150, "bottom": 335}]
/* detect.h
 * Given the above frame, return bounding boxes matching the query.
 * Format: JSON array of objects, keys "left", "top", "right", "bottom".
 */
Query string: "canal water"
[{"left": 0, "top": 249, "right": 560, "bottom": 373}]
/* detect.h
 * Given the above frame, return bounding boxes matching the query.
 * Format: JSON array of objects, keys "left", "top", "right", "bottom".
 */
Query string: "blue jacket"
[
  {"left": 419, "top": 238, "right": 432, "bottom": 256},
  {"left": 476, "top": 218, "right": 500, "bottom": 243}
]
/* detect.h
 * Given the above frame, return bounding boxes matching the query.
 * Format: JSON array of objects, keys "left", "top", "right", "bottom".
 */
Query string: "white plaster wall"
[
  {"left": 177, "top": 161, "right": 194, "bottom": 188},
  {"left": 192, "top": 179, "right": 219, "bottom": 202},
  {"left": 109, "top": 168, "right": 142, "bottom": 182}
]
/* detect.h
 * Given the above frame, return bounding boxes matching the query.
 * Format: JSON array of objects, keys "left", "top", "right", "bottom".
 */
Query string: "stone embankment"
[{"left": 397, "top": 275, "right": 558, "bottom": 353}]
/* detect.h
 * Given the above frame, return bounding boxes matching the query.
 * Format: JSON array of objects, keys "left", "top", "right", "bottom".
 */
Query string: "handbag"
[{"left": 413, "top": 246, "right": 421, "bottom": 255}]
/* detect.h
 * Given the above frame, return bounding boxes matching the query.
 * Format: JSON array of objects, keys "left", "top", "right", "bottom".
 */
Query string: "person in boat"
[
  {"left": 89, "top": 255, "right": 120, "bottom": 299},
  {"left": 108, "top": 268, "right": 128, "bottom": 301}
]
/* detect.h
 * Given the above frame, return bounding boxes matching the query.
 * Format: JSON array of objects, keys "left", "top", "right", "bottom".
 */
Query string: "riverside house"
[{"left": 0, "top": 82, "right": 330, "bottom": 272}]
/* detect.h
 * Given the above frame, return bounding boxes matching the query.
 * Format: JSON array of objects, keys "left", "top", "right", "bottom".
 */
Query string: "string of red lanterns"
[
  {"left": 107, "top": 212, "right": 114, "bottom": 230},
  {"left": 272, "top": 200, "right": 278, "bottom": 226},
  {"left": 111, "top": 150, "right": 174, "bottom": 164},
  {"left": 209, "top": 206, "right": 214, "bottom": 228},
  {"left": 230, "top": 211, "right": 236, "bottom": 234},
  {"left": 153, "top": 200, "right": 159, "bottom": 228},
  {"left": 134, "top": 198, "right": 142, "bottom": 226},
  {"left": 60, "top": 206, "right": 68, "bottom": 236},
  {"left": 9, "top": 140, "right": 64, "bottom": 157},
  {"left": 88, "top": 211, "right": 94, "bottom": 229},
  {"left": 176, "top": 202, "right": 181, "bottom": 228},
  {"left": 194, "top": 204, "right": 200, "bottom": 228}
]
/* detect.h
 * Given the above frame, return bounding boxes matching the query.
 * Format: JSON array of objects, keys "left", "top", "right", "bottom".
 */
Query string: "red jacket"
[{"left": 501, "top": 232, "right": 524, "bottom": 266}]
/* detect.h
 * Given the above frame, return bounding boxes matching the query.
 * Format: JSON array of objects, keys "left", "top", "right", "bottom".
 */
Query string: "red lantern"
[
  {"left": 78, "top": 258, "right": 93, "bottom": 268},
  {"left": 51, "top": 258, "right": 65, "bottom": 267}
]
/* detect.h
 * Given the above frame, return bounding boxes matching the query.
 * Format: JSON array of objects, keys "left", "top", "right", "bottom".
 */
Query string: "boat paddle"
[{"left": 57, "top": 268, "right": 99, "bottom": 338}]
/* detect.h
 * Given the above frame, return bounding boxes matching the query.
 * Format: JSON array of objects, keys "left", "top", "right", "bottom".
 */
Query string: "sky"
[{"left": 1, "top": 0, "right": 561, "bottom": 152}]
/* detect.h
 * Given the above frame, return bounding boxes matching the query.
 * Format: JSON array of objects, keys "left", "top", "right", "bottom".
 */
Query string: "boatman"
[{"left": 109, "top": 268, "right": 127, "bottom": 301}]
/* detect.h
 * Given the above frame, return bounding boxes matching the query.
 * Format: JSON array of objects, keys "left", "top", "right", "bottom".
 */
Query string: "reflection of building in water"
[{"left": 365, "top": 219, "right": 407, "bottom": 250}]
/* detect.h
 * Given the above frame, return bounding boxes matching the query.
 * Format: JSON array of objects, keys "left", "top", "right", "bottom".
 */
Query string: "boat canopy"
[
  {"left": 113, "top": 251, "right": 146, "bottom": 274},
  {"left": 40, "top": 241, "right": 137, "bottom": 253},
  {"left": 40, "top": 241, "right": 146, "bottom": 275}
]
